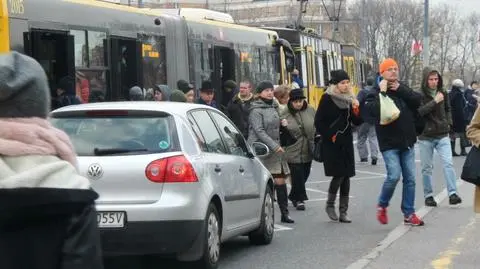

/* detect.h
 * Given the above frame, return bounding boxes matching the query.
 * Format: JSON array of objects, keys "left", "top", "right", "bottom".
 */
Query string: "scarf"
[
  {"left": 237, "top": 92, "right": 253, "bottom": 102},
  {"left": 326, "top": 85, "right": 355, "bottom": 109},
  {"left": 0, "top": 117, "right": 78, "bottom": 169}
]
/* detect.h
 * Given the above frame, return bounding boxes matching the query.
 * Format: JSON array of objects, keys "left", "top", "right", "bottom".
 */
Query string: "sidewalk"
[{"left": 361, "top": 181, "right": 479, "bottom": 269}]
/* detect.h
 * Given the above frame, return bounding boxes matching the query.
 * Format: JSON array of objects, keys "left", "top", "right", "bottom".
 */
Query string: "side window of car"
[
  {"left": 209, "top": 111, "right": 248, "bottom": 157},
  {"left": 187, "top": 114, "right": 208, "bottom": 152},
  {"left": 190, "top": 110, "right": 228, "bottom": 154}
]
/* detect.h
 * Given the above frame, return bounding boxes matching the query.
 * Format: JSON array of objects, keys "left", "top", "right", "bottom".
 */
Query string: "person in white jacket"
[{"left": 0, "top": 52, "right": 103, "bottom": 269}]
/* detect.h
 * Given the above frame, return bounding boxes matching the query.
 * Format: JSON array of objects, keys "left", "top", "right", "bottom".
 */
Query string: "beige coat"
[{"left": 466, "top": 105, "right": 480, "bottom": 147}]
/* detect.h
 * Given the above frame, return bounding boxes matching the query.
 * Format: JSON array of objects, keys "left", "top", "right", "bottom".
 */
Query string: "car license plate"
[{"left": 97, "top": 211, "right": 126, "bottom": 228}]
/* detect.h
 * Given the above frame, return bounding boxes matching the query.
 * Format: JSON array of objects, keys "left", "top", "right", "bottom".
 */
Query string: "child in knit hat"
[{"left": 0, "top": 52, "right": 103, "bottom": 269}]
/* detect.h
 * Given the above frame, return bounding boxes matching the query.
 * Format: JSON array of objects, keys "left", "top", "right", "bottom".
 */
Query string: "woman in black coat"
[
  {"left": 449, "top": 79, "right": 468, "bottom": 156},
  {"left": 315, "top": 70, "right": 362, "bottom": 223}
]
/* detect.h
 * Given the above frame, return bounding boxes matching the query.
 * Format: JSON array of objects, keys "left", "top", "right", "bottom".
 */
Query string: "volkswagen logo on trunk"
[{"left": 87, "top": 163, "right": 104, "bottom": 180}]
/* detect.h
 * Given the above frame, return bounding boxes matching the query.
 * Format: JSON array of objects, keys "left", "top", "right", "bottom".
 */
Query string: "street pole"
[
  {"left": 423, "top": 0, "right": 429, "bottom": 68},
  {"left": 361, "top": 0, "right": 366, "bottom": 51}
]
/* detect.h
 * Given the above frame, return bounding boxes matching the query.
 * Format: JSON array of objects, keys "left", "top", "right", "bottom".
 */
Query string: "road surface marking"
[
  {"left": 345, "top": 180, "right": 464, "bottom": 269},
  {"left": 274, "top": 224, "right": 293, "bottom": 232},
  {"left": 430, "top": 216, "right": 477, "bottom": 269},
  {"left": 355, "top": 170, "right": 387, "bottom": 177},
  {"left": 305, "top": 187, "right": 328, "bottom": 194},
  {"left": 308, "top": 196, "right": 354, "bottom": 202},
  {"left": 306, "top": 176, "right": 384, "bottom": 184}
]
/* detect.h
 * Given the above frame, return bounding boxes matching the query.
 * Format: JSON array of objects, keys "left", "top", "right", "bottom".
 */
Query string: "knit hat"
[
  {"left": 379, "top": 58, "right": 399, "bottom": 74},
  {"left": 329, "top": 70, "right": 350, "bottom": 85},
  {"left": 289, "top": 88, "right": 306, "bottom": 101},
  {"left": 170, "top": 89, "right": 187, "bottom": 102},
  {"left": 177, "top": 79, "right": 194, "bottom": 94},
  {"left": 129, "top": 86, "right": 144, "bottom": 101},
  {"left": 0, "top": 51, "right": 50, "bottom": 118},
  {"left": 200, "top": 81, "right": 214, "bottom": 92},
  {"left": 224, "top": 80, "right": 237, "bottom": 90},
  {"left": 255, "top": 81, "right": 274, "bottom": 94},
  {"left": 452, "top": 79, "right": 464, "bottom": 88}
]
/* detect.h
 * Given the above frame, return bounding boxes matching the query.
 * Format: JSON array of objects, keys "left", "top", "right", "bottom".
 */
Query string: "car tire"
[
  {"left": 248, "top": 185, "right": 274, "bottom": 245},
  {"left": 196, "top": 203, "right": 221, "bottom": 269}
]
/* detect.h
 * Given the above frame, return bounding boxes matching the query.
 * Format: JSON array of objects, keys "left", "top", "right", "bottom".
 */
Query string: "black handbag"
[
  {"left": 280, "top": 125, "right": 297, "bottom": 147},
  {"left": 313, "top": 135, "right": 323, "bottom": 162},
  {"left": 461, "top": 146, "right": 480, "bottom": 185}
]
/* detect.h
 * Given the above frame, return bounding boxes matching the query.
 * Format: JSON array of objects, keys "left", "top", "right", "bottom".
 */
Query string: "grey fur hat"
[{"left": 0, "top": 52, "right": 50, "bottom": 118}]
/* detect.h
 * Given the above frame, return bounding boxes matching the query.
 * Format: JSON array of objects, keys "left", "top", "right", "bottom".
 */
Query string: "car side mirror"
[{"left": 251, "top": 142, "right": 269, "bottom": 157}]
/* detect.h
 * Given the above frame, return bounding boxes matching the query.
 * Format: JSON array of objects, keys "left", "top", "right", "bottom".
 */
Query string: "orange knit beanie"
[{"left": 379, "top": 58, "right": 398, "bottom": 74}]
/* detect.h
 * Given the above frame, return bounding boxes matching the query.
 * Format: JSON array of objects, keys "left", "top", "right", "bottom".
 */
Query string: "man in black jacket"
[
  {"left": 227, "top": 79, "right": 254, "bottom": 139},
  {"left": 418, "top": 68, "right": 462, "bottom": 207},
  {"left": 357, "top": 77, "right": 379, "bottom": 165},
  {"left": 364, "top": 58, "right": 424, "bottom": 226}
]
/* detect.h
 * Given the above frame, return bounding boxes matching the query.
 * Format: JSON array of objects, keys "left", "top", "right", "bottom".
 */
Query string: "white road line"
[
  {"left": 274, "top": 224, "right": 293, "bottom": 231},
  {"left": 345, "top": 180, "right": 464, "bottom": 269},
  {"left": 305, "top": 187, "right": 328, "bottom": 194},
  {"left": 308, "top": 196, "right": 355, "bottom": 202},
  {"left": 355, "top": 170, "right": 387, "bottom": 177},
  {"left": 306, "top": 176, "right": 384, "bottom": 184}
]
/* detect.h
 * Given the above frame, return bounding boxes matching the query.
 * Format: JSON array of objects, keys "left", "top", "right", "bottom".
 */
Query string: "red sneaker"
[
  {"left": 404, "top": 213, "right": 424, "bottom": 226},
  {"left": 377, "top": 206, "right": 388, "bottom": 225}
]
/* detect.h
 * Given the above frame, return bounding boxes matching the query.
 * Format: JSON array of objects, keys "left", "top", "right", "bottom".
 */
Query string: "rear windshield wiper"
[{"left": 93, "top": 148, "right": 149, "bottom": 156}]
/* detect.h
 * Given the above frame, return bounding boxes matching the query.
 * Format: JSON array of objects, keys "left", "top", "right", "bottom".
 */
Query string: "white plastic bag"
[{"left": 379, "top": 94, "right": 400, "bottom": 125}]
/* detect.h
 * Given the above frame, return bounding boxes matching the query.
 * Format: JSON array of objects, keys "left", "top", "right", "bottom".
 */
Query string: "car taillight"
[{"left": 145, "top": 155, "right": 198, "bottom": 183}]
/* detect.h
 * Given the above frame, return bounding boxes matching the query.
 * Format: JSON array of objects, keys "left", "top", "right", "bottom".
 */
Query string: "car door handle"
[
  {"left": 214, "top": 165, "right": 221, "bottom": 173},
  {"left": 239, "top": 166, "right": 245, "bottom": 173}
]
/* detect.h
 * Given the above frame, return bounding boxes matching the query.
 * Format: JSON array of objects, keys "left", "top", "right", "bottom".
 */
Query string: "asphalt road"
[{"left": 103, "top": 143, "right": 469, "bottom": 269}]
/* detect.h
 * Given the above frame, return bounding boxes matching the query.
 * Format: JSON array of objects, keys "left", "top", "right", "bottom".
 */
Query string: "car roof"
[{"left": 50, "top": 101, "right": 215, "bottom": 117}]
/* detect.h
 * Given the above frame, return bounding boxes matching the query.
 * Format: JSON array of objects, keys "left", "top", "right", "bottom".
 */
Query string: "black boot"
[
  {"left": 460, "top": 147, "right": 467, "bottom": 156},
  {"left": 275, "top": 185, "right": 294, "bottom": 223},
  {"left": 325, "top": 193, "right": 339, "bottom": 221},
  {"left": 451, "top": 140, "right": 459, "bottom": 156},
  {"left": 339, "top": 196, "right": 352, "bottom": 223}
]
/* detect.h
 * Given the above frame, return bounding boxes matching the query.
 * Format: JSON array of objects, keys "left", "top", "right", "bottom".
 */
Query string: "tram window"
[
  {"left": 204, "top": 43, "right": 213, "bottom": 80},
  {"left": 238, "top": 45, "right": 251, "bottom": 82},
  {"left": 190, "top": 41, "right": 203, "bottom": 89},
  {"left": 71, "top": 30, "right": 87, "bottom": 67},
  {"left": 88, "top": 31, "right": 107, "bottom": 67},
  {"left": 315, "top": 55, "right": 321, "bottom": 86},
  {"left": 70, "top": 30, "right": 106, "bottom": 68},
  {"left": 138, "top": 34, "right": 167, "bottom": 91}
]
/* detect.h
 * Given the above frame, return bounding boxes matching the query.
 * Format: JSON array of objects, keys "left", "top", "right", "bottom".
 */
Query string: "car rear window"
[{"left": 50, "top": 115, "right": 180, "bottom": 156}]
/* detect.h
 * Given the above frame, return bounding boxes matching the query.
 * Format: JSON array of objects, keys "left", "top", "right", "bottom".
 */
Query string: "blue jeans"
[
  {"left": 419, "top": 137, "right": 458, "bottom": 198},
  {"left": 378, "top": 147, "right": 416, "bottom": 217}
]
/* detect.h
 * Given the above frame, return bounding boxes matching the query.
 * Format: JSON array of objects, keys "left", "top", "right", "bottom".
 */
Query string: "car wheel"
[
  {"left": 196, "top": 203, "right": 221, "bottom": 269},
  {"left": 248, "top": 185, "right": 274, "bottom": 245}
]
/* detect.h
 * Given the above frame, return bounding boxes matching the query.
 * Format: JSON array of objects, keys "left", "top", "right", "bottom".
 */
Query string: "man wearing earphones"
[{"left": 364, "top": 58, "right": 424, "bottom": 226}]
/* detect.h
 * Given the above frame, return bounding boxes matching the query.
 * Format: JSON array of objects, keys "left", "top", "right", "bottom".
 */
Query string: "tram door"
[
  {"left": 210, "top": 45, "right": 235, "bottom": 108},
  {"left": 110, "top": 37, "right": 142, "bottom": 100},
  {"left": 23, "top": 30, "right": 75, "bottom": 102}
]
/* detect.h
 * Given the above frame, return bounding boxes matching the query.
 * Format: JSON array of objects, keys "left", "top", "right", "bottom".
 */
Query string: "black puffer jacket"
[{"left": 364, "top": 79, "right": 422, "bottom": 152}]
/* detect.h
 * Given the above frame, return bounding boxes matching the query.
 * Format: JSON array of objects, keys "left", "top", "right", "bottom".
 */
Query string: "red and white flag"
[{"left": 411, "top": 40, "right": 423, "bottom": 56}]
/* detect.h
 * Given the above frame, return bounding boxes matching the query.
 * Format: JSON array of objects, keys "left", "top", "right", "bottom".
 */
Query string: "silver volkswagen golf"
[{"left": 50, "top": 101, "right": 275, "bottom": 269}]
